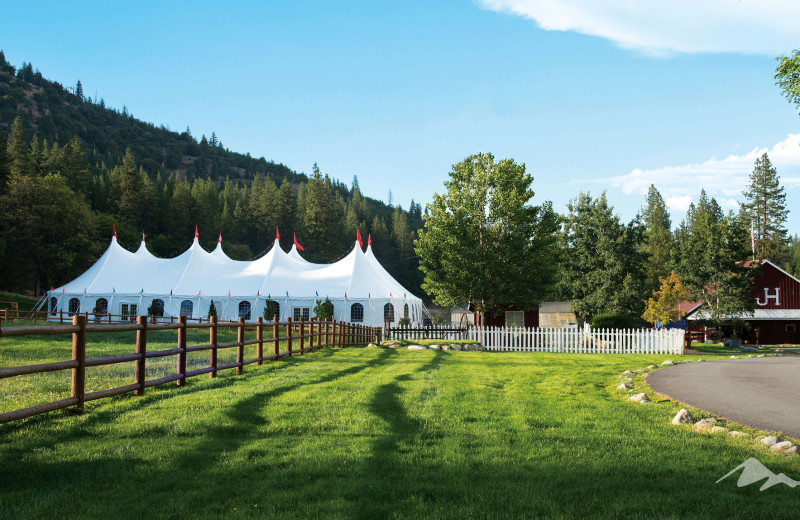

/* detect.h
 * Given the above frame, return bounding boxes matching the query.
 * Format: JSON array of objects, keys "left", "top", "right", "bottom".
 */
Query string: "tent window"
[
  {"left": 404, "top": 303, "right": 409, "bottom": 319},
  {"left": 351, "top": 303, "right": 364, "bottom": 323},
  {"left": 293, "top": 307, "right": 310, "bottom": 321},
  {"left": 121, "top": 303, "right": 138, "bottom": 321},
  {"left": 384, "top": 303, "right": 394, "bottom": 323},
  {"left": 239, "top": 301, "right": 252, "bottom": 320},
  {"left": 68, "top": 298, "right": 80, "bottom": 315},
  {"left": 95, "top": 298, "right": 108, "bottom": 314},
  {"left": 151, "top": 299, "right": 164, "bottom": 317},
  {"left": 180, "top": 300, "right": 194, "bottom": 317},
  {"left": 50, "top": 297, "right": 57, "bottom": 315}
]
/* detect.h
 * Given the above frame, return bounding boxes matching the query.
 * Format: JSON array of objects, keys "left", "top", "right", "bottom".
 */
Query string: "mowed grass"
[{"left": 1, "top": 340, "right": 799, "bottom": 519}]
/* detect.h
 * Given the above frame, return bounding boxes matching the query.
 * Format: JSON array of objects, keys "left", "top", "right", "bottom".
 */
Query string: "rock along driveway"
[{"left": 646, "top": 357, "right": 800, "bottom": 438}]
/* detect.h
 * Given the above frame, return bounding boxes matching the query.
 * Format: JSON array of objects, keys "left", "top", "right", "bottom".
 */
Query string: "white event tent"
[{"left": 48, "top": 229, "right": 426, "bottom": 327}]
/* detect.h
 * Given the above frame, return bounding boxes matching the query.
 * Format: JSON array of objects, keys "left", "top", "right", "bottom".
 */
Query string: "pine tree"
[
  {"left": 741, "top": 153, "right": 789, "bottom": 264},
  {"left": 303, "top": 164, "right": 340, "bottom": 261},
  {"left": 561, "top": 192, "right": 646, "bottom": 322},
  {"left": 640, "top": 185, "right": 674, "bottom": 292},
  {"left": 75, "top": 80, "right": 84, "bottom": 102},
  {"left": 7, "top": 117, "right": 31, "bottom": 177}
]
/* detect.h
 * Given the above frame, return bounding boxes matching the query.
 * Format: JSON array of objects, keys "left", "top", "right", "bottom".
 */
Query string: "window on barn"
[
  {"left": 351, "top": 303, "right": 364, "bottom": 322},
  {"left": 788, "top": 324, "right": 797, "bottom": 333},
  {"left": 239, "top": 301, "right": 252, "bottom": 320},
  {"left": 293, "top": 307, "right": 310, "bottom": 321},
  {"left": 50, "top": 297, "right": 58, "bottom": 315},
  {"left": 68, "top": 298, "right": 80, "bottom": 315},
  {"left": 151, "top": 299, "right": 164, "bottom": 317},
  {"left": 404, "top": 303, "right": 409, "bottom": 319},
  {"left": 94, "top": 298, "right": 108, "bottom": 315},
  {"left": 384, "top": 303, "right": 394, "bottom": 324},
  {"left": 180, "top": 300, "right": 194, "bottom": 317}
]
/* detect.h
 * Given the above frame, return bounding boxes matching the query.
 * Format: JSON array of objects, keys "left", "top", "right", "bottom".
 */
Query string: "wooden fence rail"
[{"left": 0, "top": 315, "right": 381, "bottom": 424}]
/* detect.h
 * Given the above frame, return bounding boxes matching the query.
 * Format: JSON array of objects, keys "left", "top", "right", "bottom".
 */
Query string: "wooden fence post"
[
  {"left": 287, "top": 317, "right": 293, "bottom": 356},
  {"left": 256, "top": 317, "right": 264, "bottom": 365},
  {"left": 209, "top": 315, "right": 218, "bottom": 378},
  {"left": 71, "top": 314, "right": 87, "bottom": 411},
  {"left": 330, "top": 319, "right": 335, "bottom": 349},
  {"left": 60, "top": 310, "right": 64, "bottom": 325},
  {"left": 298, "top": 316, "right": 305, "bottom": 355},
  {"left": 134, "top": 315, "right": 147, "bottom": 396},
  {"left": 177, "top": 315, "right": 187, "bottom": 387},
  {"left": 273, "top": 315, "right": 280, "bottom": 356},
  {"left": 236, "top": 317, "right": 245, "bottom": 375}
]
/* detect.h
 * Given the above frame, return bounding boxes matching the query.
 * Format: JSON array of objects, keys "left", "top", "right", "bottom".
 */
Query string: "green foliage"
[
  {"left": 561, "top": 192, "right": 646, "bottom": 322},
  {"left": 675, "top": 191, "right": 754, "bottom": 329},
  {"left": 775, "top": 49, "right": 800, "bottom": 112},
  {"left": 740, "top": 153, "right": 789, "bottom": 264},
  {"left": 397, "top": 316, "right": 411, "bottom": 327},
  {"left": 207, "top": 300, "right": 217, "bottom": 318},
  {"left": 313, "top": 297, "right": 334, "bottom": 320},
  {"left": 263, "top": 299, "right": 279, "bottom": 321},
  {"left": 640, "top": 185, "right": 674, "bottom": 292},
  {"left": 148, "top": 299, "right": 164, "bottom": 317},
  {"left": 416, "top": 153, "right": 561, "bottom": 316},
  {"left": 590, "top": 313, "right": 643, "bottom": 329},
  {"left": 0, "top": 172, "right": 96, "bottom": 293}
]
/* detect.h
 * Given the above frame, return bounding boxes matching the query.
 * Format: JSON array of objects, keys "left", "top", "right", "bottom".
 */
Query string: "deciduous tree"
[{"left": 415, "top": 153, "right": 560, "bottom": 317}]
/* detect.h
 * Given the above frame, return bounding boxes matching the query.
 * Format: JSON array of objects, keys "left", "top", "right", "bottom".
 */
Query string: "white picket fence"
[{"left": 467, "top": 326, "right": 684, "bottom": 355}]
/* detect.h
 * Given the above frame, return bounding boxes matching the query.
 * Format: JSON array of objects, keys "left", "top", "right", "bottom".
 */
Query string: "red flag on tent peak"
[
  {"left": 368, "top": 233, "right": 372, "bottom": 246},
  {"left": 218, "top": 231, "right": 222, "bottom": 243},
  {"left": 113, "top": 223, "right": 117, "bottom": 238},
  {"left": 51, "top": 286, "right": 54, "bottom": 291},
  {"left": 294, "top": 233, "right": 304, "bottom": 251},
  {"left": 276, "top": 227, "right": 280, "bottom": 241},
  {"left": 404, "top": 293, "right": 407, "bottom": 299},
  {"left": 357, "top": 228, "right": 363, "bottom": 249},
  {"left": 368, "top": 292, "right": 371, "bottom": 298},
  {"left": 194, "top": 225, "right": 199, "bottom": 238},
  {"left": 228, "top": 290, "right": 231, "bottom": 297},
  {"left": 198, "top": 289, "right": 201, "bottom": 296},
  {"left": 345, "top": 292, "right": 347, "bottom": 298},
  {"left": 390, "top": 292, "right": 393, "bottom": 298}
]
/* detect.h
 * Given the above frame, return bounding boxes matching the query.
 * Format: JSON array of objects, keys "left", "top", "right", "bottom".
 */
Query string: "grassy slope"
[
  {"left": 1, "top": 343, "right": 798, "bottom": 519},
  {"left": 0, "top": 292, "right": 40, "bottom": 312}
]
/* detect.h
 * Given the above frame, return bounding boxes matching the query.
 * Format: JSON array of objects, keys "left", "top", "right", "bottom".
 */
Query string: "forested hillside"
[{"left": 0, "top": 52, "right": 424, "bottom": 298}]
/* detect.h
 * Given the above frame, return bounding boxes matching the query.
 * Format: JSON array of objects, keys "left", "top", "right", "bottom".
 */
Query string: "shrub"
[
  {"left": 591, "top": 313, "right": 644, "bottom": 329},
  {"left": 313, "top": 297, "right": 334, "bottom": 320},
  {"left": 263, "top": 299, "right": 279, "bottom": 321},
  {"left": 208, "top": 300, "right": 217, "bottom": 318}
]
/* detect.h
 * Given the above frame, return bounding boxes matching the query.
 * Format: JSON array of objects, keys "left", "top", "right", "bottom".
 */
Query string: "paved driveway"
[{"left": 646, "top": 357, "right": 800, "bottom": 438}]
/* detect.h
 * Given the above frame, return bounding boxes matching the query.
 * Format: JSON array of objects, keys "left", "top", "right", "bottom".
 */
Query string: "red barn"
[{"left": 687, "top": 260, "right": 800, "bottom": 345}]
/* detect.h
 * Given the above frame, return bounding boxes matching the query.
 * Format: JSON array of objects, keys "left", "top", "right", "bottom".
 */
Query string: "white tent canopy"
[{"left": 49, "top": 233, "right": 426, "bottom": 327}]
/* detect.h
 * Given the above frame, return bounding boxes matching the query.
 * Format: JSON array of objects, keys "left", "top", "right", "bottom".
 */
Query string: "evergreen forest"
[{"left": 0, "top": 53, "right": 424, "bottom": 298}]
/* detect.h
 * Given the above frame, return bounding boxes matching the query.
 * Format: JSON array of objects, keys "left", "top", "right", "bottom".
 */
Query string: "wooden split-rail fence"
[{"left": 0, "top": 315, "right": 380, "bottom": 424}]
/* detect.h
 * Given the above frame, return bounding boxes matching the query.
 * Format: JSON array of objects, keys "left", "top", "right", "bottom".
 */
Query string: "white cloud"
[
  {"left": 596, "top": 134, "right": 800, "bottom": 219},
  {"left": 479, "top": 0, "right": 800, "bottom": 55}
]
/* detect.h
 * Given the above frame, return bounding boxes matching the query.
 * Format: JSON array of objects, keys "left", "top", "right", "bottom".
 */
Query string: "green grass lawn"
[
  {"left": 688, "top": 342, "right": 772, "bottom": 354},
  {"left": 1, "top": 338, "right": 799, "bottom": 519}
]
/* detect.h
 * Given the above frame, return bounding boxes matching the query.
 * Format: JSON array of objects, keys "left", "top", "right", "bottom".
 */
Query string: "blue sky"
[{"left": 3, "top": 0, "right": 800, "bottom": 233}]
